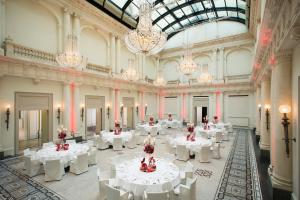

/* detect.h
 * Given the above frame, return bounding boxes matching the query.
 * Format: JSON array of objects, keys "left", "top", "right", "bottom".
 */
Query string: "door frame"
[{"left": 15, "top": 92, "right": 53, "bottom": 155}]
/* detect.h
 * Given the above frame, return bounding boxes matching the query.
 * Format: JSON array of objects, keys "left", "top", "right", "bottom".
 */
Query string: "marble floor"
[{"left": 0, "top": 129, "right": 254, "bottom": 200}]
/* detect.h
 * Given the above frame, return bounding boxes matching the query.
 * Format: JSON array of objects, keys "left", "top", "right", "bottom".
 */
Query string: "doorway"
[
  {"left": 15, "top": 92, "right": 53, "bottom": 155},
  {"left": 18, "top": 110, "right": 49, "bottom": 151},
  {"left": 85, "top": 96, "right": 105, "bottom": 139},
  {"left": 122, "top": 97, "right": 134, "bottom": 130},
  {"left": 193, "top": 96, "right": 209, "bottom": 125},
  {"left": 194, "top": 106, "right": 208, "bottom": 124}
]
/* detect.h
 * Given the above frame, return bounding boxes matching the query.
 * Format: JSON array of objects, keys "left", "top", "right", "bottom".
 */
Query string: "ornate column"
[
  {"left": 189, "top": 93, "right": 193, "bottom": 122},
  {"left": 259, "top": 75, "right": 271, "bottom": 153},
  {"left": 74, "top": 84, "right": 80, "bottom": 134},
  {"left": 63, "top": 9, "right": 71, "bottom": 50},
  {"left": 159, "top": 92, "right": 164, "bottom": 120},
  {"left": 156, "top": 92, "right": 159, "bottom": 119},
  {"left": 110, "top": 88, "right": 115, "bottom": 129},
  {"left": 270, "top": 51, "right": 293, "bottom": 192},
  {"left": 110, "top": 34, "right": 116, "bottom": 73},
  {"left": 212, "top": 49, "right": 217, "bottom": 80},
  {"left": 115, "top": 89, "right": 120, "bottom": 123},
  {"left": 63, "top": 83, "right": 71, "bottom": 130},
  {"left": 116, "top": 37, "right": 121, "bottom": 73},
  {"left": 73, "top": 14, "right": 80, "bottom": 49},
  {"left": 218, "top": 48, "right": 224, "bottom": 81},
  {"left": 0, "top": 0, "right": 6, "bottom": 55},
  {"left": 256, "top": 85, "right": 262, "bottom": 137}
]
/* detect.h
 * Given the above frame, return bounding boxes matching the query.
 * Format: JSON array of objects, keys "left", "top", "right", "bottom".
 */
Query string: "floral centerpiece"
[
  {"left": 203, "top": 116, "right": 209, "bottom": 130},
  {"left": 114, "top": 121, "right": 121, "bottom": 135},
  {"left": 140, "top": 135, "right": 156, "bottom": 172},
  {"left": 168, "top": 113, "right": 172, "bottom": 121},
  {"left": 149, "top": 116, "right": 154, "bottom": 126},
  {"left": 186, "top": 123, "right": 195, "bottom": 141},
  {"left": 213, "top": 116, "right": 218, "bottom": 124},
  {"left": 56, "top": 126, "right": 69, "bottom": 151}
]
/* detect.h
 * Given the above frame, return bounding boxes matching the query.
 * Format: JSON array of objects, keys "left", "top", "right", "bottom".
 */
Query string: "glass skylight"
[{"left": 87, "top": 0, "right": 248, "bottom": 38}]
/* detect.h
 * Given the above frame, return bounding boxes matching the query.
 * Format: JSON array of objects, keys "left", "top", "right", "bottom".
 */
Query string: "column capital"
[{"left": 275, "top": 49, "right": 292, "bottom": 65}]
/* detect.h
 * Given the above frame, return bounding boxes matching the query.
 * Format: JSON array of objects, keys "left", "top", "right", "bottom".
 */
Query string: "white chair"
[
  {"left": 42, "top": 142, "right": 53, "bottom": 148},
  {"left": 150, "top": 127, "right": 158, "bottom": 136},
  {"left": 66, "top": 139, "right": 76, "bottom": 144},
  {"left": 88, "top": 147, "right": 97, "bottom": 165},
  {"left": 113, "top": 137, "right": 123, "bottom": 151},
  {"left": 105, "top": 183, "right": 131, "bottom": 200},
  {"left": 126, "top": 135, "right": 137, "bottom": 149},
  {"left": 162, "top": 153, "right": 176, "bottom": 162},
  {"left": 24, "top": 155, "right": 44, "bottom": 177},
  {"left": 222, "top": 131, "right": 230, "bottom": 141},
  {"left": 173, "top": 177, "right": 197, "bottom": 200},
  {"left": 98, "top": 179, "right": 109, "bottom": 200},
  {"left": 166, "top": 138, "right": 176, "bottom": 154},
  {"left": 211, "top": 143, "right": 221, "bottom": 159},
  {"left": 44, "top": 159, "right": 65, "bottom": 181},
  {"left": 215, "top": 131, "right": 223, "bottom": 143},
  {"left": 110, "top": 164, "right": 116, "bottom": 178},
  {"left": 143, "top": 190, "right": 170, "bottom": 200},
  {"left": 180, "top": 161, "right": 194, "bottom": 185},
  {"left": 199, "top": 131, "right": 208, "bottom": 139},
  {"left": 96, "top": 136, "right": 109, "bottom": 150},
  {"left": 171, "top": 122, "right": 178, "bottom": 129},
  {"left": 70, "top": 153, "right": 89, "bottom": 175},
  {"left": 176, "top": 145, "right": 189, "bottom": 161},
  {"left": 196, "top": 146, "right": 211, "bottom": 163}
]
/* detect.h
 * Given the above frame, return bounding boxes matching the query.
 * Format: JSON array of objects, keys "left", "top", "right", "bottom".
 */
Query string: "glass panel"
[
  {"left": 109, "top": 0, "right": 127, "bottom": 8},
  {"left": 189, "top": 16, "right": 198, "bottom": 22},
  {"left": 239, "top": 13, "right": 246, "bottom": 19},
  {"left": 199, "top": 14, "right": 208, "bottom": 20},
  {"left": 177, "top": 0, "right": 186, "bottom": 5},
  {"left": 165, "top": 14, "right": 175, "bottom": 23},
  {"left": 157, "top": 19, "right": 168, "bottom": 28},
  {"left": 181, "top": 18, "right": 189, "bottom": 26},
  {"left": 165, "top": 27, "right": 174, "bottom": 34},
  {"left": 152, "top": 10, "right": 160, "bottom": 20},
  {"left": 226, "top": 0, "right": 237, "bottom": 7},
  {"left": 203, "top": 0, "right": 213, "bottom": 9},
  {"left": 214, "top": 0, "right": 226, "bottom": 7},
  {"left": 173, "top": 23, "right": 181, "bottom": 29},
  {"left": 237, "top": 0, "right": 246, "bottom": 9},
  {"left": 192, "top": 2, "right": 204, "bottom": 12},
  {"left": 157, "top": 3, "right": 168, "bottom": 13},
  {"left": 228, "top": 11, "right": 238, "bottom": 17},
  {"left": 174, "top": 9, "right": 184, "bottom": 18},
  {"left": 182, "top": 5, "right": 193, "bottom": 15},
  {"left": 207, "top": 12, "right": 216, "bottom": 18},
  {"left": 126, "top": 4, "right": 139, "bottom": 19},
  {"left": 218, "top": 11, "right": 227, "bottom": 17}
]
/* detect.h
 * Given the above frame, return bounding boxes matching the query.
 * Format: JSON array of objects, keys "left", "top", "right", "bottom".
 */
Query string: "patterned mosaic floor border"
[
  {"left": 0, "top": 160, "right": 65, "bottom": 200},
  {"left": 214, "top": 129, "right": 262, "bottom": 200}
]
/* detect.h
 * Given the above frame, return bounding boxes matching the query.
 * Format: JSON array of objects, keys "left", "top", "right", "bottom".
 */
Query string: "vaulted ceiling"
[{"left": 87, "top": 0, "right": 249, "bottom": 38}]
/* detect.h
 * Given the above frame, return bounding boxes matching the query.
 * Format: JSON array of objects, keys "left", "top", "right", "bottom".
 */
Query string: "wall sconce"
[
  {"left": 80, "top": 104, "right": 85, "bottom": 122},
  {"left": 258, "top": 104, "right": 261, "bottom": 120},
  {"left": 120, "top": 103, "right": 124, "bottom": 118},
  {"left": 57, "top": 104, "right": 61, "bottom": 124},
  {"left": 136, "top": 104, "right": 139, "bottom": 116},
  {"left": 279, "top": 105, "right": 296, "bottom": 157},
  {"left": 145, "top": 104, "right": 147, "bottom": 116},
  {"left": 107, "top": 104, "right": 110, "bottom": 119},
  {"left": 264, "top": 104, "right": 270, "bottom": 130},
  {"left": 5, "top": 105, "right": 10, "bottom": 130}
]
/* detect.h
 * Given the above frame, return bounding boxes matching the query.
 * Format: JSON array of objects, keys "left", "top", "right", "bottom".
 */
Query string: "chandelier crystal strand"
[
  {"left": 125, "top": 3, "right": 167, "bottom": 55},
  {"left": 56, "top": 34, "right": 83, "bottom": 68},
  {"left": 153, "top": 74, "right": 166, "bottom": 87},
  {"left": 122, "top": 59, "right": 139, "bottom": 81},
  {"left": 178, "top": 30, "right": 197, "bottom": 75},
  {"left": 197, "top": 64, "right": 213, "bottom": 84}
]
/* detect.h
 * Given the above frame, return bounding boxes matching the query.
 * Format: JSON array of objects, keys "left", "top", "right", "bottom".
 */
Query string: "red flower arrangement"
[
  {"left": 57, "top": 126, "right": 67, "bottom": 140},
  {"left": 213, "top": 116, "right": 218, "bottom": 124},
  {"left": 56, "top": 143, "right": 69, "bottom": 151},
  {"left": 149, "top": 116, "right": 154, "bottom": 126},
  {"left": 168, "top": 114, "right": 172, "bottom": 121},
  {"left": 114, "top": 122, "right": 121, "bottom": 135},
  {"left": 140, "top": 135, "right": 156, "bottom": 172},
  {"left": 144, "top": 144, "right": 154, "bottom": 154}
]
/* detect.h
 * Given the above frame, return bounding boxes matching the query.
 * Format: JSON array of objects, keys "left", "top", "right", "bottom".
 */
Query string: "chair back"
[
  {"left": 176, "top": 144, "right": 189, "bottom": 161},
  {"left": 66, "top": 139, "right": 76, "bottom": 144},
  {"left": 150, "top": 127, "right": 158, "bottom": 136},
  {"left": 145, "top": 191, "right": 170, "bottom": 200},
  {"left": 113, "top": 137, "right": 123, "bottom": 150},
  {"left": 77, "top": 153, "right": 89, "bottom": 165},
  {"left": 186, "top": 177, "right": 197, "bottom": 200},
  {"left": 198, "top": 146, "right": 211, "bottom": 162},
  {"left": 215, "top": 131, "right": 223, "bottom": 143},
  {"left": 200, "top": 131, "right": 208, "bottom": 139}
]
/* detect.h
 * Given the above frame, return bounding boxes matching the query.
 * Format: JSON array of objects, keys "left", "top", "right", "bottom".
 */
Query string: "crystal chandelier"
[
  {"left": 197, "top": 64, "right": 213, "bottom": 84},
  {"left": 178, "top": 31, "right": 197, "bottom": 75},
  {"left": 56, "top": 34, "right": 83, "bottom": 68},
  {"left": 122, "top": 59, "right": 139, "bottom": 81},
  {"left": 153, "top": 74, "right": 166, "bottom": 87},
  {"left": 125, "top": 3, "right": 167, "bottom": 55}
]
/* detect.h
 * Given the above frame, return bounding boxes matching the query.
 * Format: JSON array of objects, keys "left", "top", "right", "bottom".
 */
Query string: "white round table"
[
  {"left": 160, "top": 119, "right": 181, "bottom": 128},
  {"left": 195, "top": 126, "right": 219, "bottom": 137},
  {"left": 137, "top": 124, "right": 161, "bottom": 134},
  {"left": 101, "top": 131, "right": 132, "bottom": 144},
  {"left": 115, "top": 158, "right": 180, "bottom": 199},
  {"left": 35, "top": 143, "right": 89, "bottom": 166},
  {"left": 173, "top": 136, "right": 212, "bottom": 152}
]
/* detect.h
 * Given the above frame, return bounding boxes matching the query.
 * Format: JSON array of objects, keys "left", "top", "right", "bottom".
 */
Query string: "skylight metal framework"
[{"left": 87, "top": 0, "right": 248, "bottom": 38}]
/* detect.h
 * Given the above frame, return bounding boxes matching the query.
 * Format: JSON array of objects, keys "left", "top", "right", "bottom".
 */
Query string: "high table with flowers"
[
  {"left": 35, "top": 126, "right": 89, "bottom": 166},
  {"left": 172, "top": 123, "right": 212, "bottom": 154},
  {"left": 114, "top": 135, "right": 180, "bottom": 199},
  {"left": 101, "top": 131, "right": 132, "bottom": 145}
]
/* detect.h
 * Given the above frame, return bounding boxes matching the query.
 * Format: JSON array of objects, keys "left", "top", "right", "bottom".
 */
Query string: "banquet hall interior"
[{"left": 0, "top": 0, "right": 299, "bottom": 200}]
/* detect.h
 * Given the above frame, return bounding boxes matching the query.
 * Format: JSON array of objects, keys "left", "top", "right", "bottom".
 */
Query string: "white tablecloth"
[
  {"left": 137, "top": 124, "right": 161, "bottom": 133},
  {"left": 101, "top": 131, "right": 132, "bottom": 144},
  {"left": 195, "top": 126, "right": 223, "bottom": 137},
  {"left": 173, "top": 136, "right": 212, "bottom": 152},
  {"left": 160, "top": 119, "right": 181, "bottom": 128},
  {"left": 35, "top": 143, "right": 89, "bottom": 165},
  {"left": 115, "top": 158, "right": 180, "bottom": 198}
]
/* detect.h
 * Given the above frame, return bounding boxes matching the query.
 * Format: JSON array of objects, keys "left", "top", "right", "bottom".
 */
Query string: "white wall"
[
  {"left": 225, "top": 49, "right": 252, "bottom": 76},
  {"left": 165, "top": 21, "right": 248, "bottom": 49},
  {"left": 6, "top": 0, "right": 60, "bottom": 53},
  {"left": 292, "top": 44, "right": 300, "bottom": 200}
]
